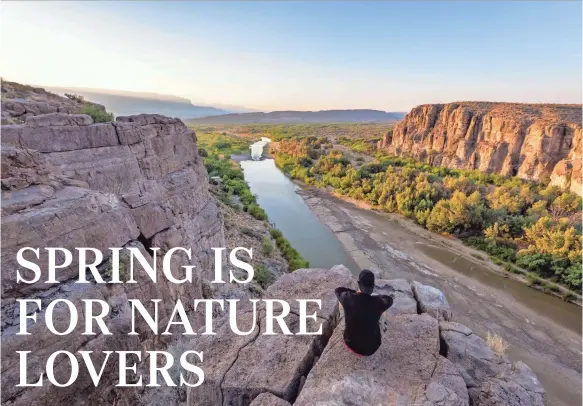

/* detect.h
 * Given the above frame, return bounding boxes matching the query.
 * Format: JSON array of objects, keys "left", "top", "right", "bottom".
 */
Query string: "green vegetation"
[
  {"left": 254, "top": 263, "right": 274, "bottom": 289},
  {"left": 272, "top": 136, "right": 582, "bottom": 291},
  {"left": 195, "top": 130, "right": 250, "bottom": 156},
  {"left": 204, "top": 155, "right": 268, "bottom": 221},
  {"left": 104, "top": 253, "right": 129, "bottom": 281},
  {"left": 195, "top": 130, "right": 309, "bottom": 272},
  {"left": 64, "top": 93, "right": 115, "bottom": 123},
  {"left": 337, "top": 136, "right": 382, "bottom": 154},
  {"left": 80, "top": 104, "right": 114, "bottom": 123},
  {"left": 269, "top": 228, "right": 310, "bottom": 271},
  {"left": 262, "top": 237, "right": 274, "bottom": 256},
  {"left": 191, "top": 123, "right": 394, "bottom": 142}
]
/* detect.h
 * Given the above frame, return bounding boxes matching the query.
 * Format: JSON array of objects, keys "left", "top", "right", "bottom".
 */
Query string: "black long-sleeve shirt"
[{"left": 335, "top": 287, "right": 393, "bottom": 356}]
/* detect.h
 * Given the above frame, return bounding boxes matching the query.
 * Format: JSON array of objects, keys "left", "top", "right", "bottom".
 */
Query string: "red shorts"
[{"left": 344, "top": 342, "right": 365, "bottom": 357}]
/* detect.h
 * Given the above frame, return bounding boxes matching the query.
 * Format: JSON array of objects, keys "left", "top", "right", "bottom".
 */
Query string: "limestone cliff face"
[
  {"left": 1, "top": 107, "right": 224, "bottom": 404},
  {"left": 379, "top": 102, "right": 582, "bottom": 195}
]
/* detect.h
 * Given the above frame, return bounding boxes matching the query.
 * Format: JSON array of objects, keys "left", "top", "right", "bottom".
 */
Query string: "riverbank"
[
  {"left": 294, "top": 185, "right": 582, "bottom": 406},
  {"left": 271, "top": 135, "right": 582, "bottom": 295},
  {"left": 306, "top": 187, "right": 582, "bottom": 305}
]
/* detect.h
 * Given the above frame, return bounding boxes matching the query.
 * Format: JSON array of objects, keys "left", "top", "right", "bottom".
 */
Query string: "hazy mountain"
[
  {"left": 45, "top": 86, "right": 234, "bottom": 119},
  {"left": 188, "top": 109, "right": 405, "bottom": 124}
]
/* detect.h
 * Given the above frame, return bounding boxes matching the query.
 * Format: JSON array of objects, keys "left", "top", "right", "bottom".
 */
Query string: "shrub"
[
  {"left": 561, "top": 291, "right": 576, "bottom": 301},
  {"left": 503, "top": 263, "right": 520, "bottom": 274},
  {"left": 269, "top": 228, "right": 309, "bottom": 271},
  {"left": 241, "top": 227, "right": 258, "bottom": 238},
  {"left": 486, "top": 332, "right": 509, "bottom": 355},
  {"left": 526, "top": 273, "right": 542, "bottom": 287},
  {"left": 81, "top": 104, "right": 114, "bottom": 123},
  {"left": 254, "top": 263, "right": 274, "bottom": 289},
  {"left": 247, "top": 203, "right": 267, "bottom": 220},
  {"left": 491, "top": 257, "right": 503, "bottom": 266},
  {"left": 545, "top": 283, "right": 561, "bottom": 293},
  {"left": 65, "top": 93, "right": 85, "bottom": 103},
  {"left": 262, "top": 237, "right": 274, "bottom": 256}
]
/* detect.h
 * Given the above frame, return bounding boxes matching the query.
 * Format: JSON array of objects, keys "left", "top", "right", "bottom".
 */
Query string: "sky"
[{"left": 1, "top": 1, "right": 581, "bottom": 111}]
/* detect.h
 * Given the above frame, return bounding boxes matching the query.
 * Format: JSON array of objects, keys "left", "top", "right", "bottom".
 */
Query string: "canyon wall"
[
  {"left": 1, "top": 106, "right": 225, "bottom": 404},
  {"left": 379, "top": 102, "right": 582, "bottom": 195}
]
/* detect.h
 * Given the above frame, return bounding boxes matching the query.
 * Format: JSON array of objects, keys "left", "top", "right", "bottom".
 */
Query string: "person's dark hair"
[{"left": 357, "top": 269, "right": 375, "bottom": 295}]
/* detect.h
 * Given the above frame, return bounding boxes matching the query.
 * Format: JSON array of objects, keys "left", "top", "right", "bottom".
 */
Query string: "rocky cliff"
[
  {"left": 1, "top": 86, "right": 545, "bottom": 406},
  {"left": 187, "top": 266, "right": 545, "bottom": 406},
  {"left": 1, "top": 94, "right": 225, "bottom": 404},
  {"left": 379, "top": 102, "right": 582, "bottom": 195},
  {"left": 1, "top": 80, "right": 107, "bottom": 124}
]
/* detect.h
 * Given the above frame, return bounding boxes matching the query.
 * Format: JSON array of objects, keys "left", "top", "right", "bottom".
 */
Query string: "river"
[
  {"left": 240, "top": 158, "right": 359, "bottom": 273},
  {"left": 239, "top": 140, "right": 582, "bottom": 406}
]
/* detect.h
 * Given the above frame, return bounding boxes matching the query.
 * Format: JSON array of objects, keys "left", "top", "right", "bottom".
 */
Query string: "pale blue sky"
[{"left": 1, "top": 1, "right": 581, "bottom": 111}]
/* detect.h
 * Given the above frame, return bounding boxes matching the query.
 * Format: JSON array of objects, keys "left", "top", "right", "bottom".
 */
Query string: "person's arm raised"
[{"left": 335, "top": 287, "right": 353, "bottom": 309}]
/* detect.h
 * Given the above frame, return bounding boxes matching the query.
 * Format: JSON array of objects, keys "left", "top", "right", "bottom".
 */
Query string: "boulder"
[
  {"left": 437, "top": 321, "right": 543, "bottom": 404},
  {"left": 412, "top": 281, "right": 452, "bottom": 321},
  {"left": 249, "top": 393, "right": 291, "bottom": 406},
  {"left": 375, "top": 278, "right": 417, "bottom": 316},
  {"left": 295, "top": 313, "right": 469, "bottom": 406},
  {"left": 439, "top": 320, "right": 473, "bottom": 336},
  {"left": 186, "top": 267, "right": 356, "bottom": 406},
  {"left": 440, "top": 323, "right": 510, "bottom": 389},
  {"left": 475, "top": 361, "right": 544, "bottom": 406}
]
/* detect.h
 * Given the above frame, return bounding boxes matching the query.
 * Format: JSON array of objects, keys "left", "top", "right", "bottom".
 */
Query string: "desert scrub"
[
  {"left": 81, "top": 103, "right": 114, "bottom": 123},
  {"left": 561, "top": 291, "right": 576, "bottom": 301},
  {"left": 526, "top": 273, "right": 542, "bottom": 287},
  {"left": 269, "top": 228, "right": 309, "bottom": 271},
  {"left": 503, "top": 263, "right": 520, "bottom": 274},
  {"left": 271, "top": 134, "right": 582, "bottom": 291},
  {"left": 486, "top": 332, "right": 509, "bottom": 355},
  {"left": 104, "top": 253, "right": 130, "bottom": 281},
  {"left": 246, "top": 203, "right": 267, "bottom": 220},
  {"left": 262, "top": 237, "right": 274, "bottom": 256},
  {"left": 254, "top": 263, "right": 275, "bottom": 289},
  {"left": 65, "top": 93, "right": 85, "bottom": 103}
]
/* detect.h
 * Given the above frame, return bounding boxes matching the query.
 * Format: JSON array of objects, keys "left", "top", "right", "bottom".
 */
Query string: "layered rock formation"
[
  {"left": 1, "top": 106, "right": 224, "bottom": 404},
  {"left": 187, "top": 266, "right": 544, "bottom": 406},
  {"left": 1, "top": 80, "right": 106, "bottom": 124},
  {"left": 379, "top": 102, "right": 582, "bottom": 195},
  {"left": 1, "top": 85, "right": 546, "bottom": 406}
]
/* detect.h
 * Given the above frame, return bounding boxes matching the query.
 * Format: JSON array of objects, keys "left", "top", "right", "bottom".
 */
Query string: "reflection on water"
[
  {"left": 417, "top": 243, "right": 582, "bottom": 334},
  {"left": 250, "top": 137, "right": 271, "bottom": 160},
  {"left": 240, "top": 159, "right": 359, "bottom": 273}
]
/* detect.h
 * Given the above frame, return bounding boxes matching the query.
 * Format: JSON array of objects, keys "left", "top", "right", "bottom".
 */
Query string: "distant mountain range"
[
  {"left": 45, "top": 86, "right": 238, "bottom": 119},
  {"left": 41, "top": 86, "right": 405, "bottom": 124},
  {"left": 188, "top": 109, "right": 405, "bottom": 124}
]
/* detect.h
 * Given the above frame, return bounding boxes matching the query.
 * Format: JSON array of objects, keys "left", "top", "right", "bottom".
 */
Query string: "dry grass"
[{"left": 487, "top": 331, "right": 509, "bottom": 355}]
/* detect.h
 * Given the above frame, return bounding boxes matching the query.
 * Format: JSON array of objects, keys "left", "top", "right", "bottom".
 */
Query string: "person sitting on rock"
[{"left": 335, "top": 269, "right": 393, "bottom": 356}]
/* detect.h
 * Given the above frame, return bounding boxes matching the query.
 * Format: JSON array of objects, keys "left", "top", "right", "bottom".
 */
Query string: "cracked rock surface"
[
  {"left": 188, "top": 272, "right": 544, "bottom": 406},
  {"left": 1, "top": 100, "right": 224, "bottom": 405}
]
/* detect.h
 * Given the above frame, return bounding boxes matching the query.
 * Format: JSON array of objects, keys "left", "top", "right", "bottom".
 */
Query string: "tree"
[
  {"left": 426, "top": 191, "right": 485, "bottom": 234},
  {"left": 523, "top": 217, "right": 582, "bottom": 262}
]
